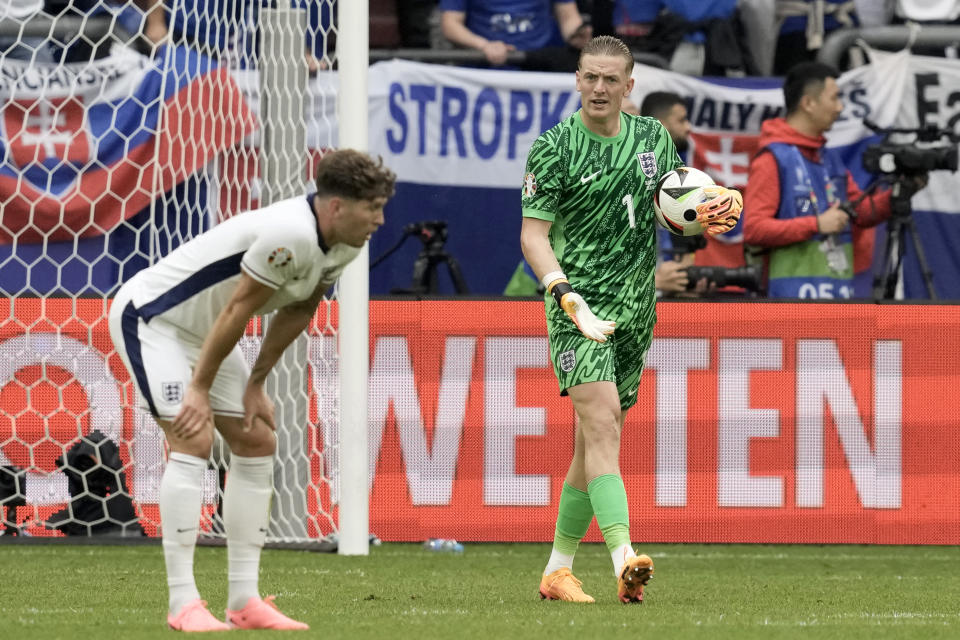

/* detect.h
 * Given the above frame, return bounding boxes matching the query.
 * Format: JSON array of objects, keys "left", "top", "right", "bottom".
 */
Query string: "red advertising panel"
[
  {"left": 1, "top": 299, "right": 958, "bottom": 544},
  {"left": 365, "top": 301, "right": 960, "bottom": 544}
]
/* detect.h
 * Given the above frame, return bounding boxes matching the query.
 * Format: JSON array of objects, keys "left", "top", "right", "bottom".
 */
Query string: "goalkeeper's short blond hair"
[{"left": 579, "top": 35, "right": 634, "bottom": 76}]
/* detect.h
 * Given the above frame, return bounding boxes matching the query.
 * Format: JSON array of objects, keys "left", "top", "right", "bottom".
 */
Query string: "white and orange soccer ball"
[{"left": 652, "top": 167, "right": 715, "bottom": 236}]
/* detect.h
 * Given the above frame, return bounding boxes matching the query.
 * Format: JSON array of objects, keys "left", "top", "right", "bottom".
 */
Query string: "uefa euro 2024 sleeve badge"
[
  {"left": 522, "top": 172, "right": 537, "bottom": 198},
  {"left": 268, "top": 247, "right": 293, "bottom": 268}
]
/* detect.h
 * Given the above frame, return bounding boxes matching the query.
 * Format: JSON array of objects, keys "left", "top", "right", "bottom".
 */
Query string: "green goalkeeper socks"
[
  {"left": 587, "top": 474, "right": 631, "bottom": 553},
  {"left": 553, "top": 483, "right": 594, "bottom": 555}
]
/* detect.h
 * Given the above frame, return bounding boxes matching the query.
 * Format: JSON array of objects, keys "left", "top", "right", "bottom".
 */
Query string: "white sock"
[
  {"left": 160, "top": 451, "right": 206, "bottom": 615},
  {"left": 224, "top": 454, "right": 274, "bottom": 612},
  {"left": 612, "top": 544, "right": 636, "bottom": 577},
  {"left": 544, "top": 548, "right": 577, "bottom": 575}
]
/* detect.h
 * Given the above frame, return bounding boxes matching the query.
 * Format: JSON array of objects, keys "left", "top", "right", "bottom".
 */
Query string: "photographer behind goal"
[
  {"left": 638, "top": 92, "right": 761, "bottom": 297},
  {"left": 661, "top": 233, "right": 764, "bottom": 296},
  {"left": 743, "top": 61, "right": 929, "bottom": 300}
]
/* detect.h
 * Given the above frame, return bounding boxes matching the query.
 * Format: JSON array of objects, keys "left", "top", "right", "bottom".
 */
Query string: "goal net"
[{"left": 0, "top": 0, "right": 354, "bottom": 549}]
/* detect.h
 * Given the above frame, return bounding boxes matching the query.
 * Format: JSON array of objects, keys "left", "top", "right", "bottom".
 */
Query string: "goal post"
[
  {"left": 0, "top": 0, "right": 367, "bottom": 551},
  {"left": 336, "top": 0, "right": 371, "bottom": 557}
]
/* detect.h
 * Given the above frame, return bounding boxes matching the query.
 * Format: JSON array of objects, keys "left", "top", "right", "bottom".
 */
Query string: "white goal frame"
[
  {"left": 336, "top": 1, "right": 371, "bottom": 557},
  {"left": 0, "top": 1, "right": 369, "bottom": 555}
]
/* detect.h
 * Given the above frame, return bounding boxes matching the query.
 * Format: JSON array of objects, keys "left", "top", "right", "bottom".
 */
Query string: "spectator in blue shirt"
[
  {"left": 439, "top": 0, "right": 591, "bottom": 71},
  {"left": 8, "top": 0, "right": 167, "bottom": 62},
  {"left": 616, "top": 0, "right": 738, "bottom": 33},
  {"left": 169, "top": 0, "right": 331, "bottom": 71},
  {"left": 612, "top": 0, "right": 747, "bottom": 75}
]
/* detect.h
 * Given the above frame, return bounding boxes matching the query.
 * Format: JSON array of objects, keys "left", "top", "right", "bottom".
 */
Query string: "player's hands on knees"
[
  {"left": 696, "top": 186, "right": 743, "bottom": 235},
  {"left": 172, "top": 385, "right": 214, "bottom": 439},
  {"left": 816, "top": 204, "right": 849, "bottom": 234},
  {"left": 243, "top": 383, "right": 277, "bottom": 433}
]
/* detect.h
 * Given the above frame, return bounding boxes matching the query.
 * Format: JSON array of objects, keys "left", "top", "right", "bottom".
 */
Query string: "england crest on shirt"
[
  {"left": 636, "top": 152, "right": 657, "bottom": 179},
  {"left": 162, "top": 382, "right": 183, "bottom": 404},
  {"left": 558, "top": 349, "right": 576, "bottom": 373}
]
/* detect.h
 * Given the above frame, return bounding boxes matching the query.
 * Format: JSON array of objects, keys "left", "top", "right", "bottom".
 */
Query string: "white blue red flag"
[{"left": 0, "top": 44, "right": 256, "bottom": 244}]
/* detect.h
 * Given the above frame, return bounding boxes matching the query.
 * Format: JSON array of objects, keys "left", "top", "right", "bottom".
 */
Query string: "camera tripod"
[
  {"left": 371, "top": 221, "right": 469, "bottom": 295},
  {"left": 869, "top": 177, "right": 936, "bottom": 300}
]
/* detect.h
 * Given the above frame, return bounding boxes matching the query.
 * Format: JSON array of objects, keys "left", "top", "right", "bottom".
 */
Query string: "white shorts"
[{"left": 108, "top": 286, "right": 249, "bottom": 421}]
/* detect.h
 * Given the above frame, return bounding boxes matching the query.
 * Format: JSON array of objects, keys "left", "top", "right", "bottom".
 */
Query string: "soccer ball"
[{"left": 653, "top": 167, "right": 715, "bottom": 236}]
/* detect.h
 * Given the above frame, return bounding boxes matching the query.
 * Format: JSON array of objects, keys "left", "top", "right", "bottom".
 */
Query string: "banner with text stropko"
[{"left": 1, "top": 299, "right": 958, "bottom": 544}]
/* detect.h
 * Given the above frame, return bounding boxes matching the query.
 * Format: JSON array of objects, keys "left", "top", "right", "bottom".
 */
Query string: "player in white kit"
[{"left": 108, "top": 149, "right": 396, "bottom": 631}]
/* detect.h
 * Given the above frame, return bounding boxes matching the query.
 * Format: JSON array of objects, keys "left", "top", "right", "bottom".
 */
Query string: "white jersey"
[{"left": 120, "top": 195, "right": 358, "bottom": 340}]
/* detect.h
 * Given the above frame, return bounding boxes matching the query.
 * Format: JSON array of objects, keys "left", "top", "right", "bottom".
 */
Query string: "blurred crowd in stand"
[
  {"left": 0, "top": 0, "right": 334, "bottom": 70},
  {"left": 381, "top": 1, "right": 957, "bottom": 300},
  {"left": 384, "top": 1, "right": 960, "bottom": 74},
  {"left": 10, "top": 0, "right": 956, "bottom": 72},
  {"left": 2, "top": 1, "right": 958, "bottom": 300}
]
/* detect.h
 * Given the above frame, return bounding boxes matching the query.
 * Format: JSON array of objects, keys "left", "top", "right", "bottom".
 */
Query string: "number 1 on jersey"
[{"left": 622, "top": 193, "right": 636, "bottom": 229}]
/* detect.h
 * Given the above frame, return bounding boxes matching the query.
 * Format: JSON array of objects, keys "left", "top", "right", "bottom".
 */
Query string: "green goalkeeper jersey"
[{"left": 521, "top": 109, "right": 683, "bottom": 329}]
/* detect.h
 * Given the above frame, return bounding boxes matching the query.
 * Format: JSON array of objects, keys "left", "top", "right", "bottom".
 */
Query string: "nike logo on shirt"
[{"left": 580, "top": 170, "right": 601, "bottom": 184}]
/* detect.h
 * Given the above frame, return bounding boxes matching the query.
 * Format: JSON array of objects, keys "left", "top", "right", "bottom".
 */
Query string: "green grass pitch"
[{"left": 2, "top": 542, "right": 958, "bottom": 639}]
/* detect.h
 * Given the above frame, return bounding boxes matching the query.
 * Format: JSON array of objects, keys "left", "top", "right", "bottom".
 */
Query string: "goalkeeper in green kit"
[{"left": 521, "top": 35, "right": 742, "bottom": 603}]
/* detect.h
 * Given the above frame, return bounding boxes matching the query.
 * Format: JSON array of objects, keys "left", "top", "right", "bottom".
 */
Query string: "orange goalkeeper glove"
[
  {"left": 542, "top": 271, "right": 616, "bottom": 342},
  {"left": 696, "top": 186, "right": 743, "bottom": 235}
]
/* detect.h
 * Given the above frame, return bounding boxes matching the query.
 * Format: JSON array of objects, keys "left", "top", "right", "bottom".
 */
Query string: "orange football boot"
[
  {"left": 617, "top": 554, "right": 654, "bottom": 604},
  {"left": 538, "top": 568, "right": 595, "bottom": 603}
]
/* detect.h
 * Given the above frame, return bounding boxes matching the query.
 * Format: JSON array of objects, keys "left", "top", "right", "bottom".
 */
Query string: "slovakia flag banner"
[{"left": 0, "top": 44, "right": 256, "bottom": 244}]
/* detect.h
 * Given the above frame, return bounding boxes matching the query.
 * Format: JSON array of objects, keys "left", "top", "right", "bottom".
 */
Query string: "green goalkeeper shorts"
[{"left": 548, "top": 321, "right": 653, "bottom": 411}]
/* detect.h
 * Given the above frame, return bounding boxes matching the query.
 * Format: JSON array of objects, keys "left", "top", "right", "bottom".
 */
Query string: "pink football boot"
[
  {"left": 225, "top": 596, "right": 309, "bottom": 630},
  {"left": 167, "top": 599, "right": 231, "bottom": 632}
]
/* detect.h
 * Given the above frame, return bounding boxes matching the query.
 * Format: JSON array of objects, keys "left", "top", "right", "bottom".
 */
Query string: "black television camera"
[
  {"left": 861, "top": 119, "right": 958, "bottom": 177},
  {"left": 684, "top": 265, "right": 763, "bottom": 292},
  {"left": 851, "top": 121, "right": 958, "bottom": 300},
  {"left": 668, "top": 234, "right": 764, "bottom": 294},
  {"left": 404, "top": 220, "right": 449, "bottom": 250}
]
